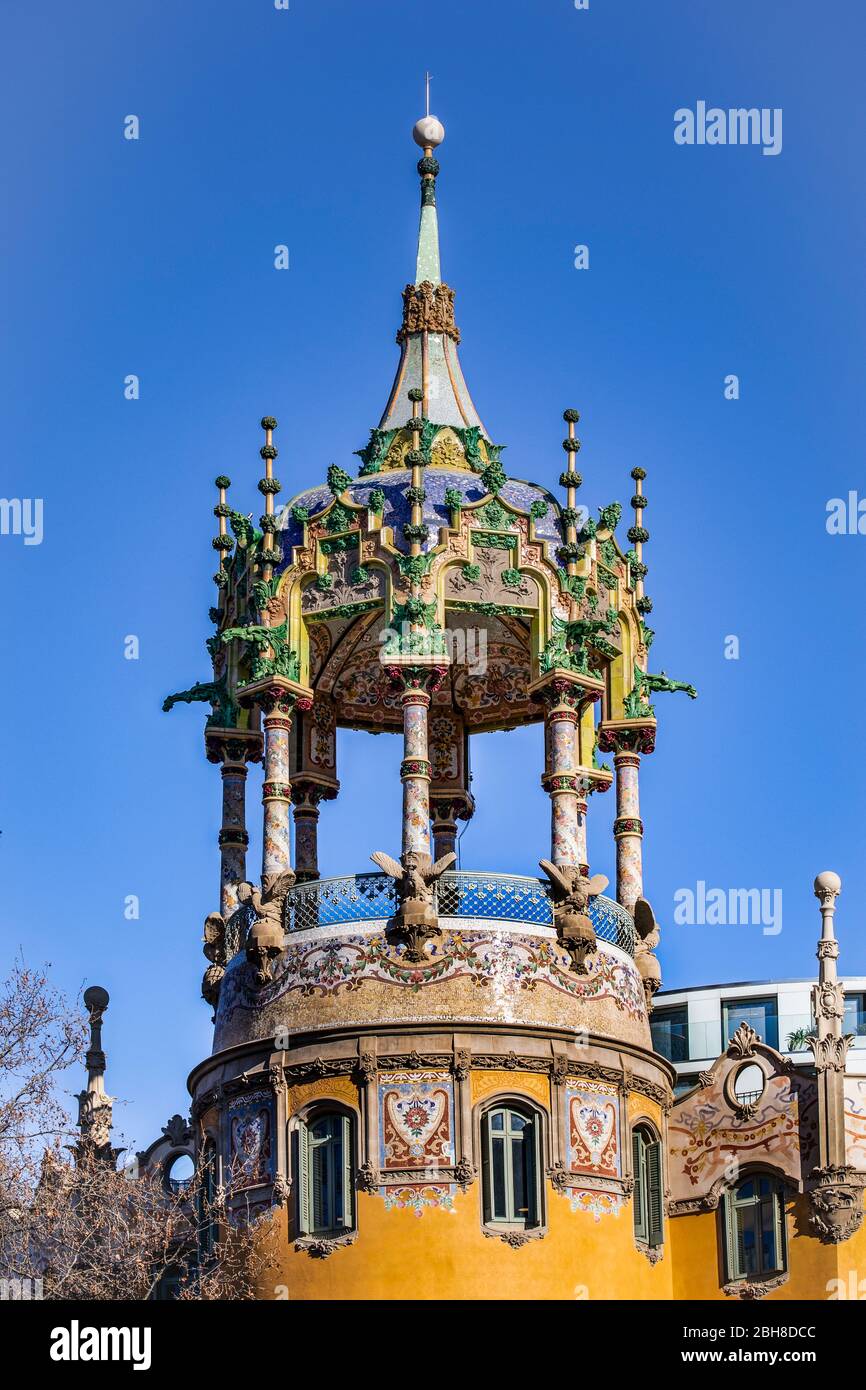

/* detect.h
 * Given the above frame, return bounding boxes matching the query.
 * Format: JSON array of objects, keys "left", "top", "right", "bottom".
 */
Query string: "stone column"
[
  {"left": 535, "top": 676, "right": 601, "bottom": 872},
  {"left": 384, "top": 664, "right": 447, "bottom": 859},
  {"left": 428, "top": 709, "right": 473, "bottom": 862},
  {"left": 400, "top": 685, "right": 433, "bottom": 857},
  {"left": 807, "top": 872, "right": 864, "bottom": 1243},
  {"left": 598, "top": 720, "right": 656, "bottom": 914},
  {"left": 290, "top": 780, "right": 336, "bottom": 883},
  {"left": 613, "top": 752, "right": 643, "bottom": 914},
  {"left": 220, "top": 760, "right": 249, "bottom": 917},
  {"left": 262, "top": 695, "right": 293, "bottom": 881},
  {"left": 430, "top": 799, "right": 457, "bottom": 860},
  {"left": 206, "top": 729, "right": 263, "bottom": 920},
  {"left": 250, "top": 682, "right": 311, "bottom": 885}
]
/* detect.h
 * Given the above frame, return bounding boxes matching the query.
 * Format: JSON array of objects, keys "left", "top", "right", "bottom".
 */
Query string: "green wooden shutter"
[
  {"left": 646, "top": 1140, "right": 663, "bottom": 1247},
  {"left": 311, "top": 1124, "right": 328, "bottom": 1232},
  {"left": 340, "top": 1112, "right": 353, "bottom": 1229},
  {"left": 526, "top": 1115, "right": 540, "bottom": 1228},
  {"left": 772, "top": 1185, "right": 786, "bottom": 1273},
  {"left": 297, "top": 1126, "right": 310, "bottom": 1236},
  {"left": 722, "top": 1190, "right": 743, "bottom": 1282},
  {"left": 481, "top": 1116, "right": 492, "bottom": 1224},
  {"left": 632, "top": 1131, "right": 646, "bottom": 1241}
]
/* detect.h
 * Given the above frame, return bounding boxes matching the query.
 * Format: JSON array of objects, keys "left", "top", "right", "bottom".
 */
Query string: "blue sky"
[{"left": 1, "top": 0, "right": 864, "bottom": 1150}]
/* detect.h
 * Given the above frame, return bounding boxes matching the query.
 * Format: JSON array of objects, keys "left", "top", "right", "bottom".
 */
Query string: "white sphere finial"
[
  {"left": 814, "top": 870, "right": 842, "bottom": 898},
  {"left": 413, "top": 115, "right": 445, "bottom": 149}
]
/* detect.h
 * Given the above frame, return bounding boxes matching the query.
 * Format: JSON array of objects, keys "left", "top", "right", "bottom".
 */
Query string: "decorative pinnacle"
[
  {"left": 560, "top": 408, "right": 582, "bottom": 578},
  {"left": 413, "top": 73, "right": 444, "bottom": 149},
  {"left": 76, "top": 986, "right": 114, "bottom": 1154},
  {"left": 814, "top": 870, "right": 842, "bottom": 912},
  {"left": 259, "top": 415, "right": 280, "bottom": 581},
  {"left": 628, "top": 458, "right": 648, "bottom": 604},
  {"left": 213, "top": 475, "right": 232, "bottom": 581}
]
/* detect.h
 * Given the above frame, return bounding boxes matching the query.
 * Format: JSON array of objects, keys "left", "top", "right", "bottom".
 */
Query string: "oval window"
[
  {"left": 166, "top": 1152, "right": 195, "bottom": 1191},
  {"left": 732, "top": 1062, "right": 764, "bottom": 1106}
]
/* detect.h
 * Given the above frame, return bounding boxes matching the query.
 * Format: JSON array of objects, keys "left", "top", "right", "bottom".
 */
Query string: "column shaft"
[
  {"left": 613, "top": 751, "right": 643, "bottom": 912},
  {"left": 401, "top": 691, "right": 432, "bottom": 857},
  {"left": 262, "top": 702, "right": 293, "bottom": 881},
  {"left": 219, "top": 762, "right": 249, "bottom": 918},
  {"left": 546, "top": 705, "right": 582, "bottom": 868}
]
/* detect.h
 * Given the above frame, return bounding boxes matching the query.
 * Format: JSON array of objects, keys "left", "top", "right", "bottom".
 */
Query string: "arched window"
[
  {"left": 723, "top": 1174, "right": 786, "bottom": 1281},
  {"left": 632, "top": 1125, "right": 663, "bottom": 1248},
  {"left": 481, "top": 1103, "right": 542, "bottom": 1229},
  {"left": 297, "top": 1109, "right": 354, "bottom": 1237}
]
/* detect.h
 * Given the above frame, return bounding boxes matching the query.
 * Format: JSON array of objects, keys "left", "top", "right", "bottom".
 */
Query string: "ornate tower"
[{"left": 168, "top": 104, "right": 700, "bottom": 1299}]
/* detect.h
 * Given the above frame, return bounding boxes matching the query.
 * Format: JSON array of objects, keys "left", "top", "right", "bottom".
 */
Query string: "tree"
[{"left": 0, "top": 958, "right": 278, "bottom": 1300}]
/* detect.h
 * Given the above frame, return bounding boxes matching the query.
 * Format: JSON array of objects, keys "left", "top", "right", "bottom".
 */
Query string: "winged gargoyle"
[
  {"left": 201, "top": 911, "right": 227, "bottom": 1008},
  {"left": 539, "top": 861, "right": 609, "bottom": 973},
  {"left": 237, "top": 871, "right": 295, "bottom": 984},
  {"left": 370, "top": 850, "right": 456, "bottom": 962},
  {"left": 633, "top": 897, "right": 662, "bottom": 1007}
]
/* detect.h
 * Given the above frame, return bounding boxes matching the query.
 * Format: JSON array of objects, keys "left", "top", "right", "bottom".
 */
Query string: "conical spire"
[{"left": 378, "top": 102, "right": 486, "bottom": 435}]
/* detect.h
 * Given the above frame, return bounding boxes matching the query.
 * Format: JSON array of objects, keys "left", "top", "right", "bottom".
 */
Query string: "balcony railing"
[{"left": 266, "top": 870, "right": 638, "bottom": 956}]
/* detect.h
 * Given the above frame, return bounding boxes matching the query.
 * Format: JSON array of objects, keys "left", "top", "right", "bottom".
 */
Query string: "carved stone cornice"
[
  {"left": 383, "top": 1051, "right": 453, "bottom": 1072},
  {"left": 472, "top": 1052, "right": 550, "bottom": 1074}
]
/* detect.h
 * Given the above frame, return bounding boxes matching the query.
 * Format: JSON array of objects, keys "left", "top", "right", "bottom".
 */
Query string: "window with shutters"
[
  {"left": 723, "top": 1174, "right": 786, "bottom": 1282},
  {"left": 297, "top": 1108, "right": 355, "bottom": 1237},
  {"left": 631, "top": 1125, "right": 663, "bottom": 1248},
  {"left": 481, "top": 1102, "right": 542, "bottom": 1229}
]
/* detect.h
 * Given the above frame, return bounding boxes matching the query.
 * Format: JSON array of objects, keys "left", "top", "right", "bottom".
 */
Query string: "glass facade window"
[
  {"left": 844, "top": 993, "right": 866, "bottom": 1043},
  {"left": 724, "top": 1175, "right": 786, "bottom": 1281},
  {"left": 482, "top": 1105, "right": 541, "bottom": 1228},
  {"left": 722, "top": 996, "right": 778, "bottom": 1051},
  {"left": 651, "top": 1005, "right": 689, "bottom": 1062}
]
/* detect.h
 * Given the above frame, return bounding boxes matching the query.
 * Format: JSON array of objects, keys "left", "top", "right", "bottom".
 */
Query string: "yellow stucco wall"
[
  {"left": 275, "top": 1183, "right": 674, "bottom": 1301},
  {"left": 669, "top": 1191, "right": 866, "bottom": 1300},
  {"left": 252, "top": 1078, "right": 866, "bottom": 1300}
]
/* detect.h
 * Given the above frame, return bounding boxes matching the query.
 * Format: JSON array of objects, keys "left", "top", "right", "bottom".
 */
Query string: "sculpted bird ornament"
[
  {"left": 539, "top": 861, "right": 608, "bottom": 974},
  {"left": 370, "top": 849, "right": 456, "bottom": 962},
  {"left": 633, "top": 896, "right": 662, "bottom": 1006},
  {"left": 238, "top": 870, "right": 295, "bottom": 984}
]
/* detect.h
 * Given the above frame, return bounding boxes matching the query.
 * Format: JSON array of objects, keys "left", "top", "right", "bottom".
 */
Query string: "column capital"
[
  {"left": 290, "top": 776, "right": 339, "bottom": 809},
  {"left": 529, "top": 669, "right": 604, "bottom": 712},
  {"left": 430, "top": 791, "right": 475, "bottom": 823},
  {"left": 383, "top": 659, "right": 448, "bottom": 697},
  {"left": 597, "top": 717, "right": 656, "bottom": 755},
  {"left": 205, "top": 726, "right": 263, "bottom": 766},
  {"left": 240, "top": 676, "right": 313, "bottom": 717}
]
